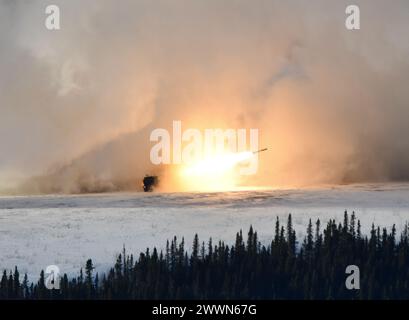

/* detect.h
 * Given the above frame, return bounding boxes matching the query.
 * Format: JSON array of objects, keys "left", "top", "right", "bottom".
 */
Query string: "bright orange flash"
[{"left": 179, "top": 151, "right": 254, "bottom": 191}]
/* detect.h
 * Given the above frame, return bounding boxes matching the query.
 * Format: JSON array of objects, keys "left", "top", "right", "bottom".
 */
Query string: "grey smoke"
[{"left": 0, "top": 0, "right": 409, "bottom": 193}]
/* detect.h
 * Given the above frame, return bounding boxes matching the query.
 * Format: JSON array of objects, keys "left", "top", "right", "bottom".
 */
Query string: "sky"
[{"left": 1, "top": 0, "right": 409, "bottom": 193}]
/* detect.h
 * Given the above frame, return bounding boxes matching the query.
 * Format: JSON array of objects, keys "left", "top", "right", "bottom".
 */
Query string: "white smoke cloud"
[{"left": 1, "top": 0, "right": 409, "bottom": 193}]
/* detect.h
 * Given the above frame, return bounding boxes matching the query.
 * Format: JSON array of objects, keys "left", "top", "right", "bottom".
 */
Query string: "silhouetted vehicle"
[{"left": 143, "top": 175, "right": 158, "bottom": 192}]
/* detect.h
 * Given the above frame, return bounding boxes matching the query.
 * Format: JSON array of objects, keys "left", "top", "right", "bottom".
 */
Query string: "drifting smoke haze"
[{"left": 1, "top": 0, "right": 409, "bottom": 194}]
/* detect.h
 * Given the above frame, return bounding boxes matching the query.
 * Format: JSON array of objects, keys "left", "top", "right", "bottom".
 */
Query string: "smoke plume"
[{"left": 1, "top": 0, "right": 409, "bottom": 193}]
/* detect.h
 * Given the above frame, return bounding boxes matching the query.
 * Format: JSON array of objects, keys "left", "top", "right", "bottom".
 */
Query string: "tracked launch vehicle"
[{"left": 143, "top": 175, "right": 159, "bottom": 192}]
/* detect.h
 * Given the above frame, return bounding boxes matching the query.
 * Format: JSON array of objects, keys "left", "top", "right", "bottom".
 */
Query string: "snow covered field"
[{"left": 1, "top": 183, "right": 409, "bottom": 281}]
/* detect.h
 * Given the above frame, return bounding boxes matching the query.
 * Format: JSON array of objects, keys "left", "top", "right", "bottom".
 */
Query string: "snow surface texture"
[{"left": 1, "top": 183, "right": 409, "bottom": 281}]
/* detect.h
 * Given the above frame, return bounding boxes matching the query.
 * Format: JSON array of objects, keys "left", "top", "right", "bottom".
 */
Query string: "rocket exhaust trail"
[{"left": 253, "top": 148, "right": 268, "bottom": 154}]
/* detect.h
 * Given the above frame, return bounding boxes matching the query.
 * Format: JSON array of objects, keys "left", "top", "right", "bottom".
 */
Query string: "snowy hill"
[{"left": 1, "top": 183, "right": 409, "bottom": 281}]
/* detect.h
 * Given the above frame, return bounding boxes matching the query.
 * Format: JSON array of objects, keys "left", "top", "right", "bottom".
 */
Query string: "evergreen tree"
[{"left": 2, "top": 212, "right": 409, "bottom": 300}]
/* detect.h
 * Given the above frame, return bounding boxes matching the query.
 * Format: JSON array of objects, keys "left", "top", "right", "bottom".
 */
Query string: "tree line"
[{"left": 1, "top": 211, "right": 409, "bottom": 299}]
